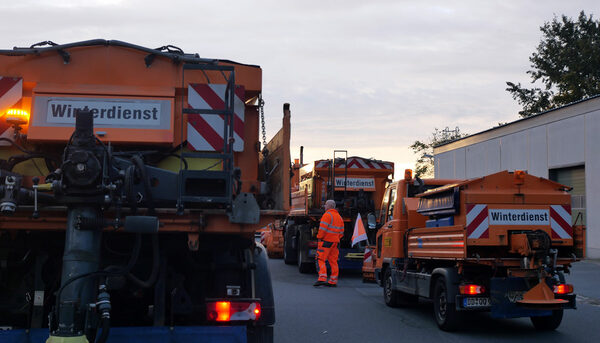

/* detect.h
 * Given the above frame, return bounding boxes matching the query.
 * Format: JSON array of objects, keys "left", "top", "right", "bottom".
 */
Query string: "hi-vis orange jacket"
[{"left": 317, "top": 209, "right": 344, "bottom": 243}]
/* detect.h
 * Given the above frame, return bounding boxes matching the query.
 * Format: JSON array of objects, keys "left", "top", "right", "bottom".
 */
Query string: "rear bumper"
[{"left": 455, "top": 293, "right": 577, "bottom": 317}]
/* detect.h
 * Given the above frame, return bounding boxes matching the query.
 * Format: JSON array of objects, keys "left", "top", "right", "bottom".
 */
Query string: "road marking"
[{"left": 577, "top": 295, "right": 600, "bottom": 307}]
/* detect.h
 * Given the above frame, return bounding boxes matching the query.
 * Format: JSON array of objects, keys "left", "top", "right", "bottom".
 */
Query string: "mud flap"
[{"left": 230, "top": 193, "right": 260, "bottom": 224}]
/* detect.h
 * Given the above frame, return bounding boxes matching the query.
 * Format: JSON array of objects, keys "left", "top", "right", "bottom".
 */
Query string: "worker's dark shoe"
[
  {"left": 326, "top": 283, "right": 337, "bottom": 287},
  {"left": 313, "top": 281, "right": 327, "bottom": 287}
]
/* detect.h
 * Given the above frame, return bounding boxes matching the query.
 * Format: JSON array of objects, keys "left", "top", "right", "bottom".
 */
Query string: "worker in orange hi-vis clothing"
[{"left": 314, "top": 199, "right": 345, "bottom": 287}]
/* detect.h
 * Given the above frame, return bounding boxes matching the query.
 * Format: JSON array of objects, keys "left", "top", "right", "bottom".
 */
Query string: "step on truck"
[
  {"left": 371, "top": 170, "right": 585, "bottom": 331},
  {"left": 0, "top": 40, "right": 291, "bottom": 343},
  {"left": 283, "top": 152, "right": 394, "bottom": 273}
]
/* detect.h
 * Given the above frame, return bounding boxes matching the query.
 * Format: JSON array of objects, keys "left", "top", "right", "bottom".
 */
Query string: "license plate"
[{"left": 463, "top": 297, "right": 491, "bottom": 308}]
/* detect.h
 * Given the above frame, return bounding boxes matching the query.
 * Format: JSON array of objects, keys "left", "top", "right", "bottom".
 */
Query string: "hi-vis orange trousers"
[{"left": 316, "top": 241, "right": 339, "bottom": 285}]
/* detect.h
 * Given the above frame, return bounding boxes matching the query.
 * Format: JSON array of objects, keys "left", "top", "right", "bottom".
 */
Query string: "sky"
[{"left": 1, "top": 0, "right": 598, "bottom": 174}]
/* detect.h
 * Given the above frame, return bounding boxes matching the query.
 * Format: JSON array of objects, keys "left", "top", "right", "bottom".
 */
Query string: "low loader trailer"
[
  {"left": 0, "top": 40, "right": 291, "bottom": 343},
  {"left": 371, "top": 170, "right": 585, "bottom": 331}
]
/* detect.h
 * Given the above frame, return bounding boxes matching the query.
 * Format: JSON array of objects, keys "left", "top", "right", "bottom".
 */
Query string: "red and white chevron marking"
[
  {"left": 550, "top": 205, "right": 573, "bottom": 239},
  {"left": 466, "top": 204, "right": 489, "bottom": 239},
  {"left": 259, "top": 231, "right": 267, "bottom": 245},
  {"left": 0, "top": 76, "right": 23, "bottom": 145},
  {"left": 187, "top": 83, "right": 245, "bottom": 152},
  {"left": 363, "top": 247, "right": 373, "bottom": 263},
  {"left": 315, "top": 157, "right": 393, "bottom": 170}
]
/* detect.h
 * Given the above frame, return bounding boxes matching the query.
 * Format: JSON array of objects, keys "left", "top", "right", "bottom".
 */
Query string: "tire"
[
  {"left": 297, "top": 231, "right": 313, "bottom": 273},
  {"left": 283, "top": 227, "right": 297, "bottom": 265},
  {"left": 247, "top": 325, "right": 274, "bottom": 343},
  {"left": 383, "top": 268, "right": 401, "bottom": 307},
  {"left": 433, "top": 277, "right": 462, "bottom": 331},
  {"left": 383, "top": 268, "right": 418, "bottom": 307},
  {"left": 298, "top": 246, "right": 313, "bottom": 274},
  {"left": 253, "top": 245, "right": 275, "bottom": 326},
  {"left": 530, "top": 310, "right": 563, "bottom": 331}
]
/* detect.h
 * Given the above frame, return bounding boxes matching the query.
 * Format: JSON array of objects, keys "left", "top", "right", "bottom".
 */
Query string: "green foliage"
[
  {"left": 410, "top": 127, "right": 467, "bottom": 178},
  {"left": 507, "top": 11, "right": 600, "bottom": 117}
]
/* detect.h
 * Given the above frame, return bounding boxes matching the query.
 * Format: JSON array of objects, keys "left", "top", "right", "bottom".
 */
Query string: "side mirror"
[{"left": 367, "top": 213, "right": 377, "bottom": 230}]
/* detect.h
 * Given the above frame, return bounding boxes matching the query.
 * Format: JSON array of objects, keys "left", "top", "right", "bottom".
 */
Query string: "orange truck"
[
  {"left": 370, "top": 170, "right": 585, "bottom": 331},
  {"left": 0, "top": 40, "right": 291, "bottom": 343},
  {"left": 283, "top": 152, "right": 394, "bottom": 273}
]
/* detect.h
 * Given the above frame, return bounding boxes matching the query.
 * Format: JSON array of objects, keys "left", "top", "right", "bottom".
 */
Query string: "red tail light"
[
  {"left": 553, "top": 284, "right": 573, "bottom": 294},
  {"left": 459, "top": 284, "right": 485, "bottom": 295},
  {"left": 307, "top": 241, "right": 318, "bottom": 248},
  {"left": 206, "top": 301, "right": 261, "bottom": 322}
]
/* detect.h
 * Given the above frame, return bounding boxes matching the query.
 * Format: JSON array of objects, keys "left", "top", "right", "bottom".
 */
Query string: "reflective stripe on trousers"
[{"left": 315, "top": 241, "right": 339, "bottom": 284}]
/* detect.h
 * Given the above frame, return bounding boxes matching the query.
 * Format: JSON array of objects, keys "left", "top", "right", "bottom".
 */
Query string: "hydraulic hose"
[
  {"left": 96, "top": 317, "right": 110, "bottom": 343},
  {"left": 131, "top": 155, "right": 155, "bottom": 215},
  {"left": 127, "top": 233, "right": 159, "bottom": 288},
  {"left": 57, "top": 233, "right": 142, "bottom": 305}
]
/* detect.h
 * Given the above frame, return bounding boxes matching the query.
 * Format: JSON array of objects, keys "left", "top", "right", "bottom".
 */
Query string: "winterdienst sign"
[
  {"left": 334, "top": 177, "right": 376, "bottom": 191},
  {"left": 31, "top": 96, "right": 172, "bottom": 130},
  {"left": 47, "top": 99, "right": 162, "bottom": 126},
  {"left": 488, "top": 209, "right": 549, "bottom": 226}
]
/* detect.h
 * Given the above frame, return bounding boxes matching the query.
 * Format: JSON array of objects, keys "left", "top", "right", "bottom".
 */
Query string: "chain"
[{"left": 259, "top": 95, "right": 267, "bottom": 149}]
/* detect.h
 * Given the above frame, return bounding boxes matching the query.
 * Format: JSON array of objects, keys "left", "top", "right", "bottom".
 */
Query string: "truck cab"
[{"left": 365, "top": 170, "right": 458, "bottom": 282}]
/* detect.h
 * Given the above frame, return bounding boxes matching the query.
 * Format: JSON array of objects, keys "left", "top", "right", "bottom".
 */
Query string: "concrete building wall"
[
  {"left": 433, "top": 98, "right": 600, "bottom": 258},
  {"left": 528, "top": 126, "right": 548, "bottom": 178},
  {"left": 547, "top": 116, "right": 585, "bottom": 168},
  {"left": 584, "top": 110, "right": 600, "bottom": 258}
]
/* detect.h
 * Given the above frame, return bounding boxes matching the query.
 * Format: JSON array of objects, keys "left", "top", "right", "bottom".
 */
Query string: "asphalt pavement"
[{"left": 270, "top": 258, "right": 600, "bottom": 343}]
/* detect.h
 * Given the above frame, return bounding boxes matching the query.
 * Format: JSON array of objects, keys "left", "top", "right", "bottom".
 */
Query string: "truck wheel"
[
  {"left": 247, "top": 325, "right": 274, "bottom": 343},
  {"left": 433, "top": 277, "right": 461, "bottom": 331},
  {"left": 296, "top": 231, "right": 313, "bottom": 274},
  {"left": 283, "top": 227, "right": 297, "bottom": 265},
  {"left": 383, "top": 268, "right": 401, "bottom": 307},
  {"left": 383, "top": 268, "right": 418, "bottom": 307},
  {"left": 530, "top": 310, "right": 563, "bottom": 331},
  {"left": 298, "top": 246, "right": 313, "bottom": 274}
]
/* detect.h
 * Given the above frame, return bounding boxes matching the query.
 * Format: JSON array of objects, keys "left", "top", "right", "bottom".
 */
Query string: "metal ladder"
[
  {"left": 328, "top": 150, "right": 348, "bottom": 202},
  {"left": 177, "top": 63, "right": 236, "bottom": 210}
]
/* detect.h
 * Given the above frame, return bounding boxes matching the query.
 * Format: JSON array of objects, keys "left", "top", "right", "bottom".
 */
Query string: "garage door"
[{"left": 549, "top": 165, "right": 585, "bottom": 225}]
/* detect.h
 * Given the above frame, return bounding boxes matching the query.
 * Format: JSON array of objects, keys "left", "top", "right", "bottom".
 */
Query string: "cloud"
[{"left": 0, "top": 0, "right": 597, "bottom": 173}]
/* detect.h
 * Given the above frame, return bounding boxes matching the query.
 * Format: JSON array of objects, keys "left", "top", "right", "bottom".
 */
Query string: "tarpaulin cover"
[{"left": 0, "top": 326, "right": 247, "bottom": 343}]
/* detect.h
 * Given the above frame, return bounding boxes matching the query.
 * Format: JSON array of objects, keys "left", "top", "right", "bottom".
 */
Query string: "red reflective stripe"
[
  {"left": 466, "top": 207, "right": 488, "bottom": 237},
  {"left": 191, "top": 84, "right": 245, "bottom": 139},
  {"left": 187, "top": 112, "right": 223, "bottom": 151},
  {"left": 0, "top": 77, "right": 19, "bottom": 97},
  {"left": 550, "top": 207, "right": 573, "bottom": 238}
]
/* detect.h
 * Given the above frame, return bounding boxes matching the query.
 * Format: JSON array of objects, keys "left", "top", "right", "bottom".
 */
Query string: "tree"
[
  {"left": 507, "top": 11, "right": 600, "bottom": 117},
  {"left": 410, "top": 127, "right": 467, "bottom": 178}
]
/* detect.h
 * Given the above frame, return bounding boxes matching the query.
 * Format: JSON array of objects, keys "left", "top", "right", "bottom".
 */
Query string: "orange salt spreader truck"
[
  {"left": 0, "top": 40, "right": 292, "bottom": 343},
  {"left": 283, "top": 152, "right": 394, "bottom": 273},
  {"left": 369, "top": 170, "right": 585, "bottom": 331}
]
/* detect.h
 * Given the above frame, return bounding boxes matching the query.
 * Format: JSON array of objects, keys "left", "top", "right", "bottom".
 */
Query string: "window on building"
[{"left": 549, "top": 165, "right": 586, "bottom": 225}]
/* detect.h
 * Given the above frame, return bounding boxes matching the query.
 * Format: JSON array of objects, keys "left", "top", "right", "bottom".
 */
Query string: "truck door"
[{"left": 378, "top": 185, "right": 397, "bottom": 259}]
